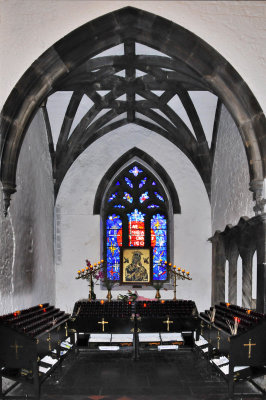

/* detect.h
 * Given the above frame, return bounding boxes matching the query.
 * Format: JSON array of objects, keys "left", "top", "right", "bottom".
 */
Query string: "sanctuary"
[{"left": 0, "top": 1, "right": 266, "bottom": 399}]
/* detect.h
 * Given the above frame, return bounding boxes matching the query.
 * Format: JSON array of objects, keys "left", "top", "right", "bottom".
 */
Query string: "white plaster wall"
[
  {"left": 0, "top": 1, "right": 265, "bottom": 114},
  {"left": 56, "top": 124, "right": 211, "bottom": 313},
  {"left": 211, "top": 105, "right": 254, "bottom": 233},
  {"left": 0, "top": 110, "right": 54, "bottom": 314}
]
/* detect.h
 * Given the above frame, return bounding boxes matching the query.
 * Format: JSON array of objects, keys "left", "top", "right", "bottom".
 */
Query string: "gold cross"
[
  {"left": 65, "top": 322, "right": 68, "bottom": 337},
  {"left": 46, "top": 333, "right": 52, "bottom": 351},
  {"left": 10, "top": 341, "right": 23, "bottom": 360},
  {"left": 243, "top": 338, "right": 256, "bottom": 359},
  {"left": 163, "top": 316, "right": 173, "bottom": 332},
  {"left": 98, "top": 318, "right": 109, "bottom": 332}
]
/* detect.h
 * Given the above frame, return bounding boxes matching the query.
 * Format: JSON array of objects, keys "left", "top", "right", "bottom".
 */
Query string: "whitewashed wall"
[
  {"left": 0, "top": 110, "right": 54, "bottom": 315},
  {"left": 56, "top": 124, "right": 211, "bottom": 313},
  {"left": 211, "top": 105, "right": 254, "bottom": 233}
]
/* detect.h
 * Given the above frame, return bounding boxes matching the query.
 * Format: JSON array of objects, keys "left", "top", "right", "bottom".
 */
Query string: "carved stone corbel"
[{"left": 250, "top": 180, "right": 266, "bottom": 215}]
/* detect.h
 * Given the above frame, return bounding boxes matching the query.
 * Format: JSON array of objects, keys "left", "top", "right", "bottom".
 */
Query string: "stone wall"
[
  {"left": 211, "top": 105, "right": 254, "bottom": 234},
  {"left": 0, "top": 109, "right": 54, "bottom": 315}
]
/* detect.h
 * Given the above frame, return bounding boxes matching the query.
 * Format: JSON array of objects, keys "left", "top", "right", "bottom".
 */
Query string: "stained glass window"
[
  {"left": 106, "top": 215, "right": 122, "bottom": 280},
  {"left": 139, "top": 177, "right": 147, "bottom": 188},
  {"left": 108, "top": 192, "right": 117, "bottom": 202},
  {"left": 128, "top": 209, "right": 145, "bottom": 247},
  {"left": 104, "top": 163, "right": 169, "bottom": 281},
  {"left": 139, "top": 191, "right": 149, "bottom": 203},
  {"left": 123, "top": 192, "right": 133, "bottom": 203},
  {"left": 129, "top": 166, "right": 143, "bottom": 176},
  {"left": 125, "top": 177, "right": 133, "bottom": 188},
  {"left": 154, "top": 192, "right": 164, "bottom": 201},
  {"left": 151, "top": 214, "right": 167, "bottom": 280}
]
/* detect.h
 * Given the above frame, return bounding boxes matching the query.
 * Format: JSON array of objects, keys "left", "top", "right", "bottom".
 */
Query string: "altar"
[{"left": 69, "top": 299, "right": 199, "bottom": 358}]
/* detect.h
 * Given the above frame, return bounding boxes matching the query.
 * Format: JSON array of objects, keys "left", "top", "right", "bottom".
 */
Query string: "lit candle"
[
  {"left": 173, "top": 265, "right": 176, "bottom": 269},
  {"left": 182, "top": 269, "right": 185, "bottom": 273},
  {"left": 100, "top": 300, "right": 104, "bottom": 305},
  {"left": 169, "top": 263, "right": 172, "bottom": 266},
  {"left": 86, "top": 266, "right": 89, "bottom": 270},
  {"left": 177, "top": 267, "right": 181, "bottom": 271},
  {"left": 98, "top": 261, "right": 101, "bottom": 265},
  {"left": 164, "top": 261, "right": 167, "bottom": 265},
  {"left": 186, "top": 271, "right": 190, "bottom": 276},
  {"left": 78, "top": 270, "right": 81, "bottom": 275},
  {"left": 81, "top": 269, "right": 85, "bottom": 273},
  {"left": 101, "top": 259, "right": 104, "bottom": 263}
]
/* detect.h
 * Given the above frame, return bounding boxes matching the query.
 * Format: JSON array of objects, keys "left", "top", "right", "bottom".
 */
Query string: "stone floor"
[{"left": 7, "top": 348, "right": 264, "bottom": 400}]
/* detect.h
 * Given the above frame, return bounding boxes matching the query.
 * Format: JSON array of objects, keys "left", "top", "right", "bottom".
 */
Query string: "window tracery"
[{"left": 104, "top": 163, "right": 169, "bottom": 281}]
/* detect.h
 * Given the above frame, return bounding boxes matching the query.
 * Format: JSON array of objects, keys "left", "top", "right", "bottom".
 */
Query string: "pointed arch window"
[{"left": 104, "top": 163, "right": 169, "bottom": 282}]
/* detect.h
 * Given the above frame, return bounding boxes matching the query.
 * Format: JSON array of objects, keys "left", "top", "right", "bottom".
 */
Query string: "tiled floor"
[{"left": 8, "top": 349, "right": 263, "bottom": 400}]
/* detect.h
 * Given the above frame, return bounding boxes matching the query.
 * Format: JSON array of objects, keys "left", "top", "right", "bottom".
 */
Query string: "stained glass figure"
[
  {"left": 108, "top": 192, "right": 118, "bottom": 202},
  {"left": 129, "top": 166, "right": 143, "bottom": 177},
  {"left": 114, "top": 205, "right": 125, "bottom": 209},
  {"left": 128, "top": 209, "right": 145, "bottom": 247},
  {"left": 106, "top": 215, "right": 122, "bottom": 280},
  {"left": 139, "top": 177, "right": 147, "bottom": 188},
  {"left": 125, "top": 177, "right": 133, "bottom": 188},
  {"left": 152, "top": 181, "right": 156, "bottom": 186},
  {"left": 123, "top": 192, "right": 133, "bottom": 203},
  {"left": 154, "top": 191, "right": 164, "bottom": 202},
  {"left": 116, "top": 181, "right": 120, "bottom": 186},
  {"left": 151, "top": 214, "right": 167, "bottom": 280}
]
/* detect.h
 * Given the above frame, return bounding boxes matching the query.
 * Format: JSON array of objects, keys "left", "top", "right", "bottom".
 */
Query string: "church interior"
[{"left": 0, "top": 1, "right": 265, "bottom": 399}]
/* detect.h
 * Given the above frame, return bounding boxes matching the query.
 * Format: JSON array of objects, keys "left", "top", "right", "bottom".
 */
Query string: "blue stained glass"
[
  {"left": 139, "top": 191, "right": 149, "bottom": 203},
  {"left": 106, "top": 214, "right": 122, "bottom": 280},
  {"left": 123, "top": 192, "right": 133, "bottom": 203},
  {"left": 139, "top": 177, "right": 147, "bottom": 188},
  {"left": 152, "top": 181, "right": 156, "bottom": 186},
  {"left": 147, "top": 204, "right": 159, "bottom": 209},
  {"left": 116, "top": 181, "right": 120, "bottom": 186},
  {"left": 106, "top": 214, "right": 122, "bottom": 230},
  {"left": 154, "top": 192, "right": 164, "bottom": 202},
  {"left": 114, "top": 205, "right": 125, "bottom": 209},
  {"left": 125, "top": 177, "right": 133, "bottom": 188},
  {"left": 129, "top": 166, "right": 143, "bottom": 177},
  {"left": 108, "top": 192, "right": 118, "bottom": 202},
  {"left": 151, "top": 214, "right": 167, "bottom": 280},
  {"left": 127, "top": 209, "right": 145, "bottom": 222}
]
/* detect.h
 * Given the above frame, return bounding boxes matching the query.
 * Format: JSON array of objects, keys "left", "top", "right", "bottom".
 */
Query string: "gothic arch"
[
  {"left": 93, "top": 147, "right": 181, "bottom": 215},
  {"left": 1, "top": 7, "right": 265, "bottom": 213}
]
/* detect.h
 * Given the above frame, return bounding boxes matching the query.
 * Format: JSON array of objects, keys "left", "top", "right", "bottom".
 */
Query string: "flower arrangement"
[{"left": 117, "top": 290, "right": 138, "bottom": 302}]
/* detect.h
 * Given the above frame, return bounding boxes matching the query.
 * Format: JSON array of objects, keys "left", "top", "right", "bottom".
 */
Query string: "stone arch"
[
  {"left": 93, "top": 147, "right": 181, "bottom": 215},
  {"left": 1, "top": 6, "right": 265, "bottom": 213}
]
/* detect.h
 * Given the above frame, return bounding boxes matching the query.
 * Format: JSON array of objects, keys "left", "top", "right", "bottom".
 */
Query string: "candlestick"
[{"left": 163, "top": 262, "right": 192, "bottom": 301}]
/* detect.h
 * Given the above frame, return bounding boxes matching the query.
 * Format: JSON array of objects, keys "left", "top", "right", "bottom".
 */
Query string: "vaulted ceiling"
[{"left": 43, "top": 41, "right": 219, "bottom": 199}]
